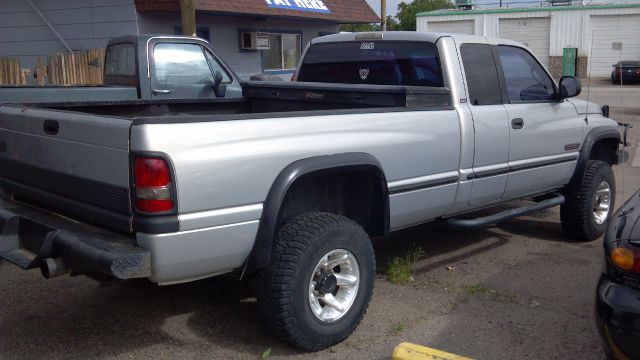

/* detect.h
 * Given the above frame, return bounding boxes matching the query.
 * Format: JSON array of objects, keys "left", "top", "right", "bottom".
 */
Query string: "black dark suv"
[{"left": 596, "top": 189, "right": 640, "bottom": 359}]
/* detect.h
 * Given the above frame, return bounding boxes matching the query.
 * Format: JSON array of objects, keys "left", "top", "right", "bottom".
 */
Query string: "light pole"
[{"left": 381, "top": 0, "right": 387, "bottom": 31}]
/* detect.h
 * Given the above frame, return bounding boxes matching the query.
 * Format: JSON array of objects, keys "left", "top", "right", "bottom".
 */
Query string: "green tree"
[
  {"left": 339, "top": 23, "right": 380, "bottom": 32},
  {"left": 385, "top": 15, "right": 400, "bottom": 30},
  {"left": 396, "top": 0, "right": 455, "bottom": 31}
]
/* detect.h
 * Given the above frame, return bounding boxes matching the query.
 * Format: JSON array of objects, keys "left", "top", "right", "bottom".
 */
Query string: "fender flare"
[
  {"left": 245, "top": 152, "right": 389, "bottom": 273},
  {"left": 571, "top": 126, "right": 620, "bottom": 185}
]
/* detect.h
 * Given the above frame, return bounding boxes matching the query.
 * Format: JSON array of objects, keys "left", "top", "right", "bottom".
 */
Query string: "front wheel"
[
  {"left": 257, "top": 212, "right": 375, "bottom": 351},
  {"left": 561, "top": 160, "right": 615, "bottom": 241}
]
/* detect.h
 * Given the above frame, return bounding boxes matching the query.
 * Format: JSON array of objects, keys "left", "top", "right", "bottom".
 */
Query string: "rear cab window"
[
  {"left": 297, "top": 41, "right": 444, "bottom": 87},
  {"left": 104, "top": 43, "right": 137, "bottom": 86}
]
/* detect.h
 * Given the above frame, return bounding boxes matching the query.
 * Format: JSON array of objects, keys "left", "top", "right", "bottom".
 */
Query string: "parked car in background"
[
  {"left": 611, "top": 61, "right": 640, "bottom": 84},
  {"left": 596, "top": 190, "right": 640, "bottom": 359}
]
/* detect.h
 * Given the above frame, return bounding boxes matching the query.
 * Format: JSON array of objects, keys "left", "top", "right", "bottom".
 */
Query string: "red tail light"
[{"left": 134, "top": 157, "right": 174, "bottom": 213}]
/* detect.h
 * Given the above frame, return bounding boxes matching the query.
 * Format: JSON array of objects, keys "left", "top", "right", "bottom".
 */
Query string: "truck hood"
[{"left": 567, "top": 98, "right": 603, "bottom": 115}]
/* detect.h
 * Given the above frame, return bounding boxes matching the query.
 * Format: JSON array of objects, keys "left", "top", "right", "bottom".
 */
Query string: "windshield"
[{"left": 297, "top": 41, "right": 444, "bottom": 87}]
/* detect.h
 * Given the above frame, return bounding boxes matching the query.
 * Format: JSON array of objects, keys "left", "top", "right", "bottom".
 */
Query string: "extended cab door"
[
  {"left": 495, "top": 45, "right": 582, "bottom": 199},
  {"left": 460, "top": 43, "right": 510, "bottom": 206},
  {"left": 148, "top": 39, "right": 237, "bottom": 100}
]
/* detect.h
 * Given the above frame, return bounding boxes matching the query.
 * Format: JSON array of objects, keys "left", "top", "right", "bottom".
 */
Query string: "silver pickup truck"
[{"left": 0, "top": 32, "right": 624, "bottom": 350}]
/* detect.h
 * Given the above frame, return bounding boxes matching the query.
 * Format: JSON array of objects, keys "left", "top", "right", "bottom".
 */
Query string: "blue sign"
[{"left": 265, "top": 0, "right": 331, "bottom": 13}]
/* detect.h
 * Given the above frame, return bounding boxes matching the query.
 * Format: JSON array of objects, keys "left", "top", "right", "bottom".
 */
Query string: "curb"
[{"left": 392, "top": 342, "right": 474, "bottom": 360}]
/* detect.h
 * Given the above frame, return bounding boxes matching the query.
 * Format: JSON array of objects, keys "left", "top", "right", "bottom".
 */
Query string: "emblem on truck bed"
[
  {"left": 305, "top": 91, "right": 324, "bottom": 100},
  {"left": 564, "top": 143, "right": 580, "bottom": 151},
  {"left": 360, "top": 42, "right": 375, "bottom": 50},
  {"left": 359, "top": 68, "right": 369, "bottom": 80}
]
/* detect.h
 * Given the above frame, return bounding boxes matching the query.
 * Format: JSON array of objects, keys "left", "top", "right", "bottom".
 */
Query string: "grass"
[
  {"left": 388, "top": 322, "right": 406, "bottom": 336},
  {"left": 257, "top": 347, "right": 271, "bottom": 359},
  {"left": 457, "top": 284, "right": 519, "bottom": 306},
  {"left": 386, "top": 246, "right": 426, "bottom": 284},
  {"left": 464, "top": 284, "right": 488, "bottom": 296}
]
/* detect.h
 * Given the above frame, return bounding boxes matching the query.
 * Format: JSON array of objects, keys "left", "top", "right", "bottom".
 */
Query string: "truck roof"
[
  {"left": 311, "top": 31, "right": 523, "bottom": 48},
  {"left": 107, "top": 34, "right": 211, "bottom": 47}
]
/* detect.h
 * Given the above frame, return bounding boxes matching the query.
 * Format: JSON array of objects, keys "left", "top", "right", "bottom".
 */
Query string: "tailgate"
[{"left": 0, "top": 105, "right": 133, "bottom": 232}]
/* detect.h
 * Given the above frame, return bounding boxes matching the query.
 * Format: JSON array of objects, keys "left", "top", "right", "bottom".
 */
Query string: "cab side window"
[
  {"left": 460, "top": 44, "right": 502, "bottom": 106},
  {"left": 153, "top": 43, "right": 214, "bottom": 85},
  {"left": 496, "top": 46, "right": 555, "bottom": 102}
]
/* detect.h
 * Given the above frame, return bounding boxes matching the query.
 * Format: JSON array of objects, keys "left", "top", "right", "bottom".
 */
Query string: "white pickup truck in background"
[{"left": 0, "top": 32, "right": 624, "bottom": 350}]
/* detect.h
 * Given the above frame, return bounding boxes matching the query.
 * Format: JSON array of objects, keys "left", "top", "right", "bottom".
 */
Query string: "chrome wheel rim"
[
  {"left": 593, "top": 181, "right": 612, "bottom": 225},
  {"left": 308, "top": 249, "right": 360, "bottom": 323}
]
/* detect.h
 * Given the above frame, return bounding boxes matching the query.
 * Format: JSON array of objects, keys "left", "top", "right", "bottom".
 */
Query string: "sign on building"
[{"left": 265, "top": 0, "right": 331, "bottom": 13}]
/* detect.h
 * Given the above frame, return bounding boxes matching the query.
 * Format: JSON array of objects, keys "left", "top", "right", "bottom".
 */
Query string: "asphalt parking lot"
[{"left": 1, "top": 81, "right": 640, "bottom": 360}]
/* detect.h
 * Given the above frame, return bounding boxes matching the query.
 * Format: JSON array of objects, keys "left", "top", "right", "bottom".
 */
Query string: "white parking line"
[{"left": 631, "top": 143, "right": 640, "bottom": 167}]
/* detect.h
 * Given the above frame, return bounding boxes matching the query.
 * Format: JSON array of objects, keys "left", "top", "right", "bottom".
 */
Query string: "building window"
[{"left": 263, "top": 33, "right": 302, "bottom": 71}]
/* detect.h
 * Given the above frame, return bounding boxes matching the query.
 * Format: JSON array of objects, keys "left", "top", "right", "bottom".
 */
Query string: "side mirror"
[
  {"left": 213, "top": 70, "right": 226, "bottom": 98},
  {"left": 558, "top": 76, "right": 581, "bottom": 99}
]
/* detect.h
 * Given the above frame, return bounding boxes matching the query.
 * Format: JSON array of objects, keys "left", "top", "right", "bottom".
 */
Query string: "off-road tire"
[
  {"left": 561, "top": 160, "right": 615, "bottom": 241},
  {"left": 256, "top": 212, "right": 375, "bottom": 351}
]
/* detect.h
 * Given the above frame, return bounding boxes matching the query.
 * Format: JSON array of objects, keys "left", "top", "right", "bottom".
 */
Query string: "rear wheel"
[
  {"left": 561, "top": 160, "right": 615, "bottom": 241},
  {"left": 257, "top": 212, "right": 375, "bottom": 351}
]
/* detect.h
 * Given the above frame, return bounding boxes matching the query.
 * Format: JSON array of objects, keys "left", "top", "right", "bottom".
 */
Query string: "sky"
[{"left": 365, "top": 0, "right": 639, "bottom": 16}]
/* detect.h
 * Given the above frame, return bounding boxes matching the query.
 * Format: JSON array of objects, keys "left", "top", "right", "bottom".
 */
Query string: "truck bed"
[{"left": 0, "top": 81, "right": 453, "bottom": 234}]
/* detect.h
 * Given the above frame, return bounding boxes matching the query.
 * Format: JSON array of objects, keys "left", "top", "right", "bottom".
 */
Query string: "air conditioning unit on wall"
[
  {"left": 455, "top": 0, "right": 474, "bottom": 9},
  {"left": 549, "top": 0, "right": 572, "bottom": 6},
  {"left": 240, "top": 32, "right": 270, "bottom": 50}
]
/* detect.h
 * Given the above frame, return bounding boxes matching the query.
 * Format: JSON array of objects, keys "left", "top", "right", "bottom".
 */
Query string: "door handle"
[
  {"left": 511, "top": 118, "right": 524, "bottom": 129},
  {"left": 43, "top": 120, "right": 59, "bottom": 135},
  {"left": 152, "top": 89, "right": 172, "bottom": 94}
]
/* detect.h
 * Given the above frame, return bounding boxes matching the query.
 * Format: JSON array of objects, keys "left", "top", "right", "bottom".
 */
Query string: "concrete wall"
[
  {"left": 137, "top": 12, "right": 339, "bottom": 79},
  {"left": 0, "top": 0, "right": 138, "bottom": 68}
]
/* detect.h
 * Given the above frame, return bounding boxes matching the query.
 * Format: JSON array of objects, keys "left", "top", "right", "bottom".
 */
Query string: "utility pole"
[
  {"left": 180, "top": 0, "right": 196, "bottom": 36},
  {"left": 381, "top": 0, "right": 387, "bottom": 31}
]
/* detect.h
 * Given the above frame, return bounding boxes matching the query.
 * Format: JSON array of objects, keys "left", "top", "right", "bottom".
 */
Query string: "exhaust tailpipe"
[{"left": 40, "top": 258, "right": 69, "bottom": 279}]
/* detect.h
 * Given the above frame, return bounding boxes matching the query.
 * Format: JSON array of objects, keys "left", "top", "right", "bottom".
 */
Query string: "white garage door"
[
  {"left": 428, "top": 20, "right": 474, "bottom": 35},
  {"left": 590, "top": 15, "right": 640, "bottom": 77},
  {"left": 499, "top": 17, "right": 551, "bottom": 68}
]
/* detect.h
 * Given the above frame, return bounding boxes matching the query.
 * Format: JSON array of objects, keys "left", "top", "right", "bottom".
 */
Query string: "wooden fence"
[
  {"left": 0, "top": 48, "right": 105, "bottom": 86},
  {"left": 44, "top": 48, "right": 105, "bottom": 86},
  {"left": 0, "top": 58, "right": 27, "bottom": 85}
]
